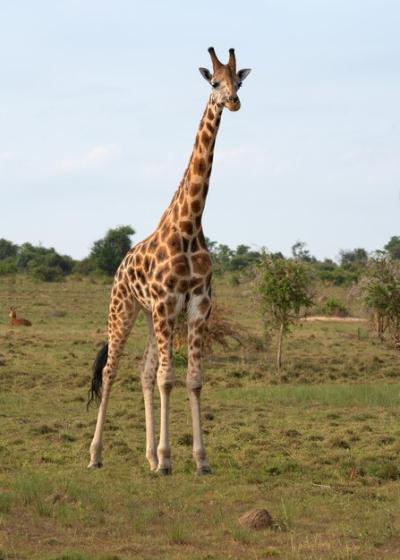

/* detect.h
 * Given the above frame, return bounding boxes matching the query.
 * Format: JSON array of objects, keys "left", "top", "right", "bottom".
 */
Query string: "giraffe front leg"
[
  {"left": 153, "top": 315, "right": 175, "bottom": 475},
  {"left": 187, "top": 295, "right": 212, "bottom": 475},
  {"left": 141, "top": 312, "right": 159, "bottom": 472}
]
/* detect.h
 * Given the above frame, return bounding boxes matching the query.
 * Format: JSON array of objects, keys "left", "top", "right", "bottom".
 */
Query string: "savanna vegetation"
[{"left": 1, "top": 231, "right": 400, "bottom": 559}]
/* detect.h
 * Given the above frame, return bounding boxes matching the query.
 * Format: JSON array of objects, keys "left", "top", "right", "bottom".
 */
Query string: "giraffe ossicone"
[{"left": 87, "top": 47, "right": 251, "bottom": 474}]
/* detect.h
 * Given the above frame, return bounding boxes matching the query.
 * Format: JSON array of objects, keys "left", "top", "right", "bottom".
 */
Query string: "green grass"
[
  {"left": 1, "top": 275, "right": 400, "bottom": 559},
  {"left": 220, "top": 383, "right": 400, "bottom": 407}
]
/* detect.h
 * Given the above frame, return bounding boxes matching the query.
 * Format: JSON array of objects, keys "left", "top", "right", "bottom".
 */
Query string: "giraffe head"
[{"left": 199, "top": 47, "right": 251, "bottom": 112}]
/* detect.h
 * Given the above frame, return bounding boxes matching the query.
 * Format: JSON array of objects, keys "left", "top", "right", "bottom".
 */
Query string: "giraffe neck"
[{"left": 160, "top": 96, "right": 224, "bottom": 236}]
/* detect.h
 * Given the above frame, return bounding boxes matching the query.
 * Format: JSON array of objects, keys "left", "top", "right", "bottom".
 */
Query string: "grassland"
[{"left": 1, "top": 275, "right": 400, "bottom": 559}]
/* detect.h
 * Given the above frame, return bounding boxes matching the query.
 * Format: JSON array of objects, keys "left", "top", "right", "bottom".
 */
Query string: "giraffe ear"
[
  {"left": 199, "top": 67, "right": 212, "bottom": 83},
  {"left": 237, "top": 68, "right": 251, "bottom": 81}
]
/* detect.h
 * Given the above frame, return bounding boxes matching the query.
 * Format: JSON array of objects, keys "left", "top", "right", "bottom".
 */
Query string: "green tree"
[
  {"left": 339, "top": 248, "right": 368, "bottom": 269},
  {"left": 230, "top": 244, "right": 261, "bottom": 270},
  {"left": 89, "top": 225, "right": 135, "bottom": 276},
  {"left": 384, "top": 236, "right": 400, "bottom": 260},
  {"left": 361, "top": 256, "right": 400, "bottom": 347},
  {"left": 258, "top": 254, "right": 314, "bottom": 371},
  {"left": 291, "top": 241, "right": 315, "bottom": 262},
  {"left": 0, "top": 239, "right": 18, "bottom": 260}
]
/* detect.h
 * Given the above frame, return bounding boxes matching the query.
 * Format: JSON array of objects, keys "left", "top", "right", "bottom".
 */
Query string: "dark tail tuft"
[{"left": 87, "top": 343, "right": 109, "bottom": 410}]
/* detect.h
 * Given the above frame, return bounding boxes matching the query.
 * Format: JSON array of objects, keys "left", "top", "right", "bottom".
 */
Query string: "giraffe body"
[{"left": 88, "top": 47, "right": 251, "bottom": 474}]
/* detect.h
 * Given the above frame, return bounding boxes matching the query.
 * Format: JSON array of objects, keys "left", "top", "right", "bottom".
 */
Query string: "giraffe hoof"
[
  {"left": 197, "top": 465, "right": 212, "bottom": 476},
  {"left": 87, "top": 461, "right": 103, "bottom": 469},
  {"left": 156, "top": 466, "right": 172, "bottom": 476}
]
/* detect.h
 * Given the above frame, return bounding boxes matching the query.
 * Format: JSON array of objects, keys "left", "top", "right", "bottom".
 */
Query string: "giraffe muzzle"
[{"left": 225, "top": 96, "right": 241, "bottom": 112}]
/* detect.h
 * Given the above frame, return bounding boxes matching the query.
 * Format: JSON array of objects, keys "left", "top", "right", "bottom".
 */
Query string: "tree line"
[
  {"left": 0, "top": 226, "right": 399, "bottom": 282},
  {"left": 0, "top": 226, "right": 134, "bottom": 281},
  {"left": 1, "top": 226, "right": 400, "bottom": 361}
]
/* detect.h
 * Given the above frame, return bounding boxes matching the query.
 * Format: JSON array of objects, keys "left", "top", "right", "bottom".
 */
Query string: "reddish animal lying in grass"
[{"left": 9, "top": 307, "right": 32, "bottom": 326}]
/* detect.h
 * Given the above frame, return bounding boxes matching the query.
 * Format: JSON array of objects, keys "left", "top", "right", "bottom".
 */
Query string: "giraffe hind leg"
[{"left": 88, "top": 293, "right": 140, "bottom": 469}]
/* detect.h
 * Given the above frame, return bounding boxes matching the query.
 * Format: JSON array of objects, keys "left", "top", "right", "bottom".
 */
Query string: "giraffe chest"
[{"left": 121, "top": 238, "right": 212, "bottom": 312}]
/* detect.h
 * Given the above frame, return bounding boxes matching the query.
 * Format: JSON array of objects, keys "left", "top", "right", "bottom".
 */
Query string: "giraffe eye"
[
  {"left": 211, "top": 81, "right": 219, "bottom": 88},
  {"left": 237, "top": 81, "right": 242, "bottom": 89}
]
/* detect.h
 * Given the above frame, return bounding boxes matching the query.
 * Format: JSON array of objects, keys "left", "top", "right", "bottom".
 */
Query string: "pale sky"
[{"left": 1, "top": 1, "right": 399, "bottom": 260}]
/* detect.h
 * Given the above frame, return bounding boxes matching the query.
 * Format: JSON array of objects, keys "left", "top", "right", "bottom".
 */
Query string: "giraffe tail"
[{"left": 87, "top": 342, "right": 109, "bottom": 409}]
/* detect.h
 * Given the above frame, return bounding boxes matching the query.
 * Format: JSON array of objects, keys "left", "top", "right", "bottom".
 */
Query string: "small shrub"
[
  {"left": 30, "top": 263, "right": 64, "bottom": 282},
  {"left": 0, "top": 258, "right": 17, "bottom": 275},
  {"left": 320, "top": 298, "right": 349, "bottom": 317}
]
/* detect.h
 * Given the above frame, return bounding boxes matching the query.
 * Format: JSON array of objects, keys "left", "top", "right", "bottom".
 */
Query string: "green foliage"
[
  {"left": 206, "top": 238, "right": 261, "bottom": 273},
  {"left": 291, "top": 240, "right": 315, "bottom": 262},
  {"left": 0, "top": 240, "right": 75, "bottom": 281},
  {"left": 340, "top": 247, "right": 369, "bottom": 267},
  {"left": 313, "top": 259, "right": 358, "bottom": 286},
  {"left": 384, "top": 235, "right": 400, "bottom": 260},
  {"left": 339, "top": 248, "right": 369, "bottom": 280},
  {"left": 17, "top": 243, "right": 75, "bottom": 282},
  {"left": 89, "top": 226, "right": 135, "bottom": 276},
  {"left": 257, "top": 254, "right": 314, "bottom": 370},
  {"left": 361, "top": 256, "right": 400, "bottom": 345},
  {"left": 319, "top": 298, "right": 349, "bottom": 317},
  {"left": 0, "top": 238, "right": 18, "bottom": 260},
  {"left": 73, "top": 257, "right": 96, "bottom": 275},
  {"left": 0, "top": 257, "right": 18, "bottom": 276},
  {"left": 258, "top": 254, "right": 314, "bottom": 334}
]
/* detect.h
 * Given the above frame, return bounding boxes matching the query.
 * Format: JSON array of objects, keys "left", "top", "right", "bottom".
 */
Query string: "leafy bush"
[
  {"left": 313, "top": 259, "right": 358, "bottom": 286},
  {"left": 319, "top": 298, "right": 349, "bottom": 317},
  {"left": 0, "top": 257, "right": 18, "bottom": 275},
  {"left": 384, "top": 236, "right": 400, "bottom": 260},
  {"left": 14, "top": 243, "right": 75, "bottom": 281},
  {"left": 30, "top": 264, "right": 64, "bottom": 282}
]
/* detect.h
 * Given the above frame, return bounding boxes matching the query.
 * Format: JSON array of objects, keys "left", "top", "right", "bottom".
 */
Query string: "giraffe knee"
[
  {"left": 158, "top": 379, "right": 174, "bottom": 393},
  {"left": 186, "top": 371, "right": 203, "bottom": 391},
  {"left": 157, "top": 370, "right": 175, "bottom": 393},
  {"left": 141, "top": 371, "right": 156, "bottom": 391}
]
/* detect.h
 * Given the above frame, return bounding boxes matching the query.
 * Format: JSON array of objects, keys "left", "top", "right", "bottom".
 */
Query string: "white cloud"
[{"left": 52, "top": 144, "right": 120, "bottom": 175}]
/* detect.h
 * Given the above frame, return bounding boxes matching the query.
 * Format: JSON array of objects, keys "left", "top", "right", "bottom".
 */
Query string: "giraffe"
[{"left": 88, "top": 47, "right": 251, "bottom": 475}]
